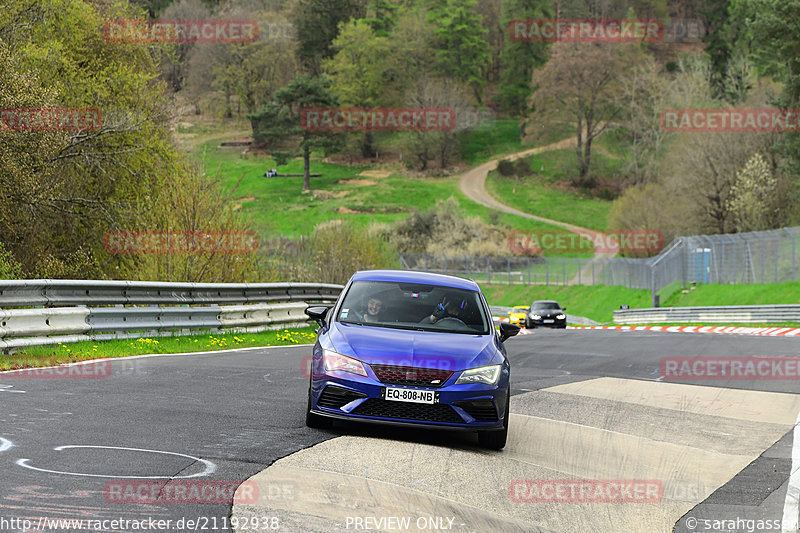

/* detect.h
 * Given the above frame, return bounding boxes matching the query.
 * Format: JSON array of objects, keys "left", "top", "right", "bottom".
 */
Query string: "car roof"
[
  {"left": 351, "top": 270, "right": 480, "bottom": 291},
  {"left": 512, "top": 305, "right": 529, "bottom": 310},
  {"left": 531, "top": 300, "right": 560, "bottom": 305}
]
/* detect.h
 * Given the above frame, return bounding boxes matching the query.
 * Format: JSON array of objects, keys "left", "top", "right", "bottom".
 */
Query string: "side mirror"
[
  {"left": 499, "top": 322, "right": 520, "bottom": 343},
  {"left": 562, "top": 307, "right": 567, "bottom": 311},
  {"left": 305, "top": 306, "right": 330, "bottom": 328}
]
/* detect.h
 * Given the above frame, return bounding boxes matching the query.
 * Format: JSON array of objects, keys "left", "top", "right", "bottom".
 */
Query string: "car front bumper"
[{"left": 310, "top": 373, "right": 509, "bottom": 431}]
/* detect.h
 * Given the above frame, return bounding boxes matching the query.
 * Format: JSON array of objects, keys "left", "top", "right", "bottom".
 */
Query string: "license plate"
[
  {"left": 383, "top": 387, "right": 438, "bottom": 404},
  {"left": 543, "top": 319, "right": 554, "bottom": 323}
]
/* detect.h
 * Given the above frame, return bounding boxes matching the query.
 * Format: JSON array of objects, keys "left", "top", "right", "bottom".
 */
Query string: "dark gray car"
[{"left": 525, "top": 300, "right": 567, "bottom": 329}]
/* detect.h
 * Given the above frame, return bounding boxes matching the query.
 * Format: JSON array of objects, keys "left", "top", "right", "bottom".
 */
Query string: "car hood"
[{"left": 328, "top": 322, "right": 501, "bottom": 370}]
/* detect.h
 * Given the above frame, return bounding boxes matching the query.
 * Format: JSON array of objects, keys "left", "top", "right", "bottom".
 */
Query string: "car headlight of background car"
[
  {"left": 323, "top": 349, "right": 367, "bottom": 376},
  {"left": 455, "top": 364, "right": 501, "bottom": 385},
  {"left": 556, "top": 314, "right": 566, "bottom": 319}
]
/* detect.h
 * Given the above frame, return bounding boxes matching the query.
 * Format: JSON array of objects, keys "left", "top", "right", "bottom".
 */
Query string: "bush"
[
  {"left": 497, "top": 159, "right": 516, "bottom": 176},
  {"left": 384, "top": 197, "right": 511, "bottom": 257}
]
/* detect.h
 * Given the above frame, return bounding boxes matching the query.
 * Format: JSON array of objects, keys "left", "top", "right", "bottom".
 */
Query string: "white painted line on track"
[
  {"left": 16, "top": 445, "right": 216, "bottom": 479},
  {"left": 782, "top": 410, "right": 800, "bottom": 533},
  {"left": 0, "top": 437, "right": 13, "bottom": 453}
]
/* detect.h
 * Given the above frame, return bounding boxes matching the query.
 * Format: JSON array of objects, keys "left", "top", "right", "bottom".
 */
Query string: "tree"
[
  {"left": 0, "top": 0, "right": 257, "bottom": 281},
  {"left": 293, "top": 0, "right": 365, "bottom": 75},
  {"left": 428, "top": 0, "right": 491, "bottom": 103},
  {"left": 529, "top": 42, "right": 641, "bottom": 185},
  {"left": 727, "top": 152, "right": 781, "bottom": 231},
  {"left": 731, "top": 0, "right": 800, "bottom": 175},
  {"left": 498, "top": 0, "right": 551, "bottom": 114},
  {"left": 362, "top": 0, "right": 399, "bottom": 36},
  {"left": 249, "top": 75, "right": 342, "bottom": 193},
  {"left": 324, "top": 20, "right": 391, "bottom": 157}
]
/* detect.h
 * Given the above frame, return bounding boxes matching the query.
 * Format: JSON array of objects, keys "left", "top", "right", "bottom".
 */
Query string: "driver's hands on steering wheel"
[{"left": 432, "top": 301, "right": 447, "bottom": 320}]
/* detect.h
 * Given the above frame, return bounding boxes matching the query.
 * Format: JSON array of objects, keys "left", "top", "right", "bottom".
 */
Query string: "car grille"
[
  {"left": 351, "top": 399, "right": 464, "bottom": 424},
  {"left": 370, "top": 364, "right": 454, "bottom": 388},
  {"left": 317, "top": 385, "right": 367, "bottom": 410},
  {"left": 452, "top": 399, "right": 498, "bottom": 421}
]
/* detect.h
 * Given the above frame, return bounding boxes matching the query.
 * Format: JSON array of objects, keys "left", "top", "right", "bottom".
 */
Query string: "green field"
[
  {"left": 483, "top": 281, "right": 800, "bottom": 324},
  {"left": 192, "top": 139, "right": 566, "bottom": 239},
  {"left": 485, "top": 149, "right": 618, "bottom": 231}
]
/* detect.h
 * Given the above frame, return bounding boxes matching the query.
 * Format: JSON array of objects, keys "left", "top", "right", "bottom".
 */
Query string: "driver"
[{"left": 428, "top": 296, "right": 466, "bottom": 324}]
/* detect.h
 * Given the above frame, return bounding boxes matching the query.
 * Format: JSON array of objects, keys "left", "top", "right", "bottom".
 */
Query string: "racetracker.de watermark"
[
  {"left": 103, "top": 231, "right": 258, "bottom": 255},
  {"left": 302, "top": 355, "right": 458, "bottom": 378},
  {"left": 661, "top": 108, "right": 800, "bottom": 132},
  {"left": 103, "top": 19, "right": 258, "bottom": 43},
  {"left": 509, "top": 19, "right": 663, "bottom": 42},
  {"left": 301, "top": 107, "right": 456, "bottom": 132},
  {"left": 508, "top": 229, "right": 664, "bottom": 255},
  {"left": 509, "top": 479, "right": 663, "bottom": 503},
  {"left": 0, "top": 107, "right": 103, "bottom": 132},
  {"left": 103, "top": 480, "right": 264, "bottom": 505},
  {"left": 660, "top": 357, "right": 800, "bottom": 380},
  {"left": 2, "top": 361, "right": 111, "bottom": 379}
]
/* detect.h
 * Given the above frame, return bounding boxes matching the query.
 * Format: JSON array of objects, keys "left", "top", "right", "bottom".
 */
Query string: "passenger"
[{"left": 363, "top": 296, "right": 383, "bottom": 323}]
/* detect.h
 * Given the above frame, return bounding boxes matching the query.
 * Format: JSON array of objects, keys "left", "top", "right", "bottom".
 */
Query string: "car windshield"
[
  {"left": 512, "top": 306, "right": 528, "bottom": 312},
  {"left": 532, "top": 302, "right": 561, "bottom": 310},
  {"left": 337, "top": 280, "right": 490, "bottom": 335}
]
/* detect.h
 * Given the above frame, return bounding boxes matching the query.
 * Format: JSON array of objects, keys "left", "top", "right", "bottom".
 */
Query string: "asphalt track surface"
[{"left": 0, "top": 330, "right": 798, "bottom": 533}]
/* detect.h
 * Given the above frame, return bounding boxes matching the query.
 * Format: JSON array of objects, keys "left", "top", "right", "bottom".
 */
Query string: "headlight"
[
  {"left": 455, "top": 364, "right": 501, "bottom": 385},
  {"left": 529, "top": 313, "right": 541, "bottom": 319},
  {"left": 323, "top": 349, "right": 367, "bottom": 376},
  {"left": 556, "top": 314, "right": 566, "bottom": 319}
]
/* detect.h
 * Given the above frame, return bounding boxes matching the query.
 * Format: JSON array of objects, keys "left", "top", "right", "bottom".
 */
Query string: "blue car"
[{"left": 303, "top": 270, "right": 520, "bottom": 449}]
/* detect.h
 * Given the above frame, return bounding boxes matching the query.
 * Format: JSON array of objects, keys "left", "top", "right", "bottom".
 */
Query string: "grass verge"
[{"left": 0, "top": 328, "right": 317, "bottom": 371}]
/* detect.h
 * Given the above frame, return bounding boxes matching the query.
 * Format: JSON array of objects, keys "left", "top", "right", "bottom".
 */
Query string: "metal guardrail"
[
  {"left": 0, "top": 280, "right": 343, "bottom": 307},
  {"left": 0, "top": 280, "right": 343, "bottom": 350},
  {"left": 614, "top": 305, "right": 800, "bottom": 325}
]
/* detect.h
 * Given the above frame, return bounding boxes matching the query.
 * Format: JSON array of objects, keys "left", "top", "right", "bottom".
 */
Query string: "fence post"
[{"left": 527, "top": 257, "right": 531, "bottom": 284}]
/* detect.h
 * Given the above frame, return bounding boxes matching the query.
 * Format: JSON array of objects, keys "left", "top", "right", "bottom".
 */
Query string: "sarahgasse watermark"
[
  {"left": 661, "top": 357, "right": 800, "bottom": 380},
  {"left": 508, "top": 229, "right": 664, "bottom": 255},
  {"left": 684, "top": 516, "right": 782, "bottom": 532},
  {"left": 103, "top": 480, "right": 268, "bottom": 504},
  {"left": 509, "top": 479, "right": 663, "bottom": 503},
  {"left": 0, "top": 108, "right": 103, "bottom": 132},
  {"left": 2, "top": 361, "right": 111, "bottom": 379},
  {"left": 509, "top": 19, "right": 663, "bottom": 42},
  {"left": 103, "top": 19, "right": 258, "bottom": 43},
  {"left": 301, "top": 108, "right": 456, "bottom": 132},
  {"left": 103, "top": 231, "right": 258, "bottom": 255},
  {"left": 661, "top": 108, "right": 800, "bottom": 132}
]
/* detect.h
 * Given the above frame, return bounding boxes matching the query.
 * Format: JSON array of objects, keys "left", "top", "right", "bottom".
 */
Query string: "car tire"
[
  {"left": 305, "top": 380, "right": 333, "bottom": 429},
  {"left": 478, "top": 390, "right": 509, "bottom": 450}
]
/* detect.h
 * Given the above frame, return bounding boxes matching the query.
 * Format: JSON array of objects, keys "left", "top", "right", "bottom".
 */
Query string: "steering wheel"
[{"left": 434, "top": 316, "right": 468, "bottom": 328}]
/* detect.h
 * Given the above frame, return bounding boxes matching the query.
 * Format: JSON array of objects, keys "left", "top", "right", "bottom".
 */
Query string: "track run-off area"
[{"left": 1, "top": 329, "right": 799, "bottom": 533}]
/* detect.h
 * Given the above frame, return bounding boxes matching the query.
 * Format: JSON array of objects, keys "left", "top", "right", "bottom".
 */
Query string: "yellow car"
[{"left": 508, "top": 305, "right": 529, "bottom": 327}]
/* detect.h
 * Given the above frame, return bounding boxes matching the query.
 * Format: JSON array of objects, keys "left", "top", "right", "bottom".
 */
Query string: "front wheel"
[{"left": 478, "top": 390, "right": 510, "bottom": 450}]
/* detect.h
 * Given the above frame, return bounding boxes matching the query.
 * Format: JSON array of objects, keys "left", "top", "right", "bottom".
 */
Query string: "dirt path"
[{"left": 457, "top": 137, "right": 616, "bottom": 283}]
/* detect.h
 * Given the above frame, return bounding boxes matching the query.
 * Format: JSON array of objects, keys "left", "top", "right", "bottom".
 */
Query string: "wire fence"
[{"left": 399, "top": 226, "right": 800, "bottom": 303}]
